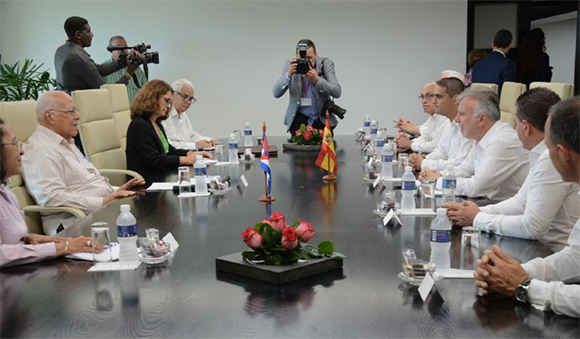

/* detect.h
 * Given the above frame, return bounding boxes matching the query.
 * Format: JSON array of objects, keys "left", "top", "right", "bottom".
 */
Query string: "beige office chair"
[
  {"left": 499, "top": 82, "right": 527, "bottom": 128},
  {"left": 72, "top": 88, "right": 143, "bottom": 186},
  {"left": 101, "top": 84, "right": 132, "bottom": 153},
  {"left": 0, "top": 100, "right": 85, "bottom": 235},
  {"left": 471, "top": 82, "right": 498, "bottom": 94},
  {"left": 529, "top": 82, "right": 574, "bottom": 100}
]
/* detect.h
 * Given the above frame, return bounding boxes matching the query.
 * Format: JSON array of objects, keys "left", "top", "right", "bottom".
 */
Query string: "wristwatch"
[{"left": 515, "top": 278, "right": 532, "bottom": 303}]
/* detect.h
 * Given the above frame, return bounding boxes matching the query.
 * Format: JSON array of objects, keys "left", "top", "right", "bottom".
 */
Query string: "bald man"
[
  {"left": 395, "top": 82, "right": 448, "bottom": 153},
  {"left": 22, "top": 91, "right": 144, "bottom": 235}
]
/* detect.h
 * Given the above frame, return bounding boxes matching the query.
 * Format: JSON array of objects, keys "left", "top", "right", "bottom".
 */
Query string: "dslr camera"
[
  {"left": 295, "top": 43, "right": 310, "bottom": 75},
  {"left": 108, "top": 43, "right": 160, "bottom": 66},
  {"left": 324, "top": 99, "right": 347, "bottom": 120}
]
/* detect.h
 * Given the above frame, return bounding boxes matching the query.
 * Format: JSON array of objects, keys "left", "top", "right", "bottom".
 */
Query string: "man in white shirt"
[
  {"left": 474, "top": 96, "right": 580, "bottom": 318},
  {"left": 161, "top": 79, "right": 217, "bottom": 150},
  {"left": 409, "top": 78, "right": 473, "bottom": 171},
  {"left": 394, "top": 82, "right": 448, "bottom": 153},
  {"left": 22, "top": 91, "right": 144, "bottom": 235},
  {"left": 422, "top": 87, "right": 529, "bottom": 201},
  {"left": 443, "top": 88, "right": 579, "bottom": 252}
]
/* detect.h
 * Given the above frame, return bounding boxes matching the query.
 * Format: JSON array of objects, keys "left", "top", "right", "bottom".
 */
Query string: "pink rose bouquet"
[
  {"left": 241, "top": 212, "right": 345, "bottom": 265},
  {"left": 291, "top": 123, "right": 323, "bottom": 146}
]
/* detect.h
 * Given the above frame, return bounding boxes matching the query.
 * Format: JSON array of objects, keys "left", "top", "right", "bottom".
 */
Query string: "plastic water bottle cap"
[
  {"left": 120, "top": 204, "right": 130, "bottom": 212},
  {"left": 230, "top": 133, "right": 235, "bottom": 138},
  {"left": 436, "top": 208, "right": 447, "bottom": 216},
  {"left": 196, "top": 155, "right": 202, "bottom": 160},
  {"left": 245, "top": 122, "right": 250, "bottom": 125},
  {"left": 405, "top": 166, "right": 412, "bottom": 172}
]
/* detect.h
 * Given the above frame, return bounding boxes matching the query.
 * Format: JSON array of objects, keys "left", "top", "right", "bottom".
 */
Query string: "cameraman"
[
  {"left": 273, "top": 39, "right": 341, "bottom": 136},
  {"left": 103, "top": 35, "right": 148, "bottom": 104},
  {"left": 54, "top": 16, "right": 142, "bottom": 95}
]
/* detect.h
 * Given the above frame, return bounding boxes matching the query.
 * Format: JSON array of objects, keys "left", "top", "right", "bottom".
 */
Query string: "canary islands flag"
[
  {"left": 260, "top": 132, "right": 272, "bottom": 196},
  {"left": 315, "top": 118, "right": 337, "bottom": 175}
]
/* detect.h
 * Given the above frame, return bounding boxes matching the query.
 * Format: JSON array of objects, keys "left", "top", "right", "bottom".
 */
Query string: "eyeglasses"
[
  {"left": 418, "top": 94, "right": 434, "bottom": 100},
  {"left": 175, "top": 91, "right": 196, "bottom": 104},
  {"left": 48, "top": 107, "right": 80, "bottom": 115},
  {"left": 162, "top": 97, "right": 173, "bottom": 106},
  {"left": 2, "top": 141, "right": 23, "bottom": 150}
]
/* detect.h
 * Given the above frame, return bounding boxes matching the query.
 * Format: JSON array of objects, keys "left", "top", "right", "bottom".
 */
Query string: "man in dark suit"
[{"left": 471, "top": 29, "right": 516, "bottom": 94}]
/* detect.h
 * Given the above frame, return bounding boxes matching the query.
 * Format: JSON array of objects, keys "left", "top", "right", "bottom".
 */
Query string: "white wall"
[
  {"left": 533, "top": 12, "right": 578, "bottom": 84},
  {"left": 474, "top": 3, "right": 518, "bottom": 49},
  {"left": 0, "top": 0, "right": 467, "bottom": 137}
]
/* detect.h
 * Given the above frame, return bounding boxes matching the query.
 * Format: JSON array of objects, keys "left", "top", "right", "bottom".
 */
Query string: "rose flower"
[
  {"left": 281, "top": 227, "right": 299, "bottom": 251},
  {"left": 241, "top": 227, "right": 263, "bottom": 249},
  {"left": 296, "top": 221, "right": 316, "bottom": 242}
]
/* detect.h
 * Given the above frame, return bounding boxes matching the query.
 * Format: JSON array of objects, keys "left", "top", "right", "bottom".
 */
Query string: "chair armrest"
[
  {"left": 23, "top": 205, "right": 86, "bottom": 219},
  {"left": 100, "top": 169, "right": 144, "bottom": 181}
]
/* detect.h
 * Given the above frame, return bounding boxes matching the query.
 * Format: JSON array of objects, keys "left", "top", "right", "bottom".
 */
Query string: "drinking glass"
[
  {"left": 461, "top": 227, "right": 481, "bottom": 270},
  {"left": 178, "top": 166, "right": 192, "bottom": 195},
  {"left": 91, "top": 222, "right": 112, "bottom": 265},
  {"left": 398, "top": 153, "right": 409, "bottom": 168},
  {"left": 419, "top": 179, "right": 436, "bottom": 211}
]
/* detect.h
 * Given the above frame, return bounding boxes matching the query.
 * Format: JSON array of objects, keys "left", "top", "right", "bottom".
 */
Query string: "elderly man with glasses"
[
  {"left": 161, "top": 79, "right": 217, "bottom": 151},
  {"left": 21, "top": 91, "right": 145, "bottom": 235}
]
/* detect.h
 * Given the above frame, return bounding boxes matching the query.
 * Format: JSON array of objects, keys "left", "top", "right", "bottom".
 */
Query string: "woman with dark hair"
[
  {"left": 517, "top": 28, "right": 552, "bottom": 87},
  {"left": 464, "top": 49, "right": 488, "bottom": 87},
  {"left": 0, "top": 119, "right": 101, "bottom": 267},
  {"left": 126, "top": 79, "right": 211, "bottom": 186}
]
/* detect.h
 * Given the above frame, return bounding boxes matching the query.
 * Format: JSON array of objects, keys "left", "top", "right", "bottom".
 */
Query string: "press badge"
[{"left": 301, "top": 98, "right": 312, "bottom": 106}]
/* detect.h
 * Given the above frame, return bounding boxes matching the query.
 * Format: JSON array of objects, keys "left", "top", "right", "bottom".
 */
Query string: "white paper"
[
  {"left": 373, "top": 175, "right": 381, "bottom": 187},
  {"left": 438, "top": 269, "right": 475, "bottom": 279},
  {"left": 203, "top": 158, "right": 217, "bottom": 165},
  {"left": 178, "top": 192, "right": 210, "bottom": 198},
  {"left": 418, "top": 272, "right": 435, "bottom": 301},
  {"left": 240, "top": 175, "right": 248, "bottom": 187},
  {"left": 162, "top": 232, "right": 179, "bottom": 251},
  {"left": 398, "top": 209, "right": 437, "bottom": 216},
  {"left": 380, "top": 177, "right": 401, "bottom": 183},
  {"left": 383, "top": 209, "right": 395, "bottom": 225},
  {"left": 215, "top": 161, "right": 235, "bottom": 166},
  {"left": 87, "top": 261, "right": 141, "bottom": 272},
  {"left": 66, "top": 242, "right": 120, "bottom": 262},
  {"left": 146, "top": 182, "right": 175, "bottom": 191}
]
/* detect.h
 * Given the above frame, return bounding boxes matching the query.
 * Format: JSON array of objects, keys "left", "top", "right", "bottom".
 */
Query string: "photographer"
[
  {"left": 273, "top": 39, "right": 341, "bottom": 136},
  {"left": 54, "top": 16, "right": 142, "bottom": 95},
  {"left": 103, "top": 35, "right": 148, "bottom": 103}
]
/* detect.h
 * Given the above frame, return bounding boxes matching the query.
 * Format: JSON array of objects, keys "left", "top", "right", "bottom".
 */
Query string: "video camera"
[
  {"left": 107, "top": 43, "right": 159, "bottom": 66},
  {"left": 295, "top": 43, "right": 310, "bottom": 75}
]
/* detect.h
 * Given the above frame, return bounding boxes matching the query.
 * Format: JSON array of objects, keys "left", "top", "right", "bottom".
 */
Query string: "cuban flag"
[{"left": 260, "top": 132, "right": 272, "bottom": 196}]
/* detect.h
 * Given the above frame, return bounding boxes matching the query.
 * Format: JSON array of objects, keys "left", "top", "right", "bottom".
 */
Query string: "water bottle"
[
  {"left": 117, "top": 204, "right": 138, "bottom": 263},
  {"left": 194, "top": 155, "right": 208, "bottom": 195},
  {"left": 228, "top": 133, "right": 239, "bottom": 164},
  {"left": 363, "top": 115, "right": 371, "bottom": 134},
  {"left": 430, "top": 208, "right": 451, "bottom": 270},
  {"left": 243, "top": 122, "right": 253, "bottom": 147},
  {"left": 442, "top": 164, "right": 456, "bottom": 203},
  {"left": 374, "top": 130, "right": 384, "bottom": 158},
  {"left": 381, "top": 142, "right": 393, "bottom": 179},
  {"left": 369, "top": 120, "right": 378, "bottom": 141},
  {"left": 400, "top": 166, "right": 416, "bottom": 210}
]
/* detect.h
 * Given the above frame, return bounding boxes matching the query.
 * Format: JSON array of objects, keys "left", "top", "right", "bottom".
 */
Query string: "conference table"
[{"left": 1, "top": 136, "right": 578, "bottom": 338}]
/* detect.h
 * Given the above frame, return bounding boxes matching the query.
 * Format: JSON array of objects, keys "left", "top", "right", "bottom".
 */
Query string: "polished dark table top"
[{"left": 2, "top": 136, "right": 578, "bottom": 338}]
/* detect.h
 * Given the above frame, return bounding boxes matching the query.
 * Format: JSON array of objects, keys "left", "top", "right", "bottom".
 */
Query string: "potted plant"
[{"left": 0, "top": 59, "right": 56, "bottom": 101}]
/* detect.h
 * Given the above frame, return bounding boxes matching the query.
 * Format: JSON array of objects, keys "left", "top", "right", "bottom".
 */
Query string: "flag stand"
[
  {"left": 321, "top": 111, "right": 336, "bottom": 182},
  {"left": 259, "top": 122, "right": 275, "bottom": 202}
]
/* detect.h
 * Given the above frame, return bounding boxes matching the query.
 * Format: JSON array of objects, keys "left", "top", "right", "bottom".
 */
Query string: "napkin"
[
  {"left": 398, "top": 208, "right": 437, "bottom": 216},
  {"left": 87, "top": 261, "right": 141, "bottom": 272},
  {"left": 438, "top": 268, "right": 475, "bottom": 279},
  {"left": 66, "top": 242, "right": 120, "bottom": 262}
]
